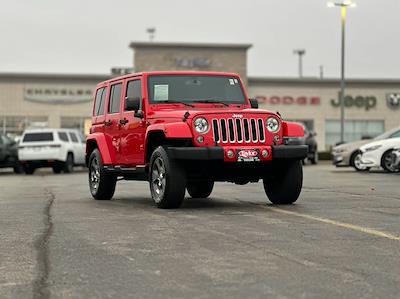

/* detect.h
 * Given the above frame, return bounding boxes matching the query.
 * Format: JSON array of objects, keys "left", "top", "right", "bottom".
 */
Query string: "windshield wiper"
[
  {"left": 192, "top": 100, "right": 229, "bottom": 106},
  {"left": 156, "top": 100, "right": 194, "bottom": 107}
]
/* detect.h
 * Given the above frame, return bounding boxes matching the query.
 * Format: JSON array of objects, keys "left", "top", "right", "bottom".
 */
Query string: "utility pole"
[
  {"left": 319, "top": 65, "right": 324, "bottom": 79},
  {"left": 293, "top": 49, "right": 306, "bottom": 78}
]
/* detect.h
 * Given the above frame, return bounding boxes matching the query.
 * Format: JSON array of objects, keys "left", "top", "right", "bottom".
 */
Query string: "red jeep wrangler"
[{"left": 86, "top": 72, "right": 307, "bottom": 208}]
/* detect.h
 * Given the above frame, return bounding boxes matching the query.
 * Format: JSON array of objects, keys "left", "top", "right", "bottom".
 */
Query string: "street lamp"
[
  {"left": 293, "top": 49, "right": 306, "bottom": 78},
  {"left": 328, "top": 0, "right": 356, "bottom": 144}
]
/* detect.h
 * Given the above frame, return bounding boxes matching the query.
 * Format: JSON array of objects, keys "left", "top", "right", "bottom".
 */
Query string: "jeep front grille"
[{"left": 212, "top": 118, "right": 266, "bottom": 144}]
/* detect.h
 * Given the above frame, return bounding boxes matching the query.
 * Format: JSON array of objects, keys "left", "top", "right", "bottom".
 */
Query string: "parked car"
[
  {"left": 18, "top": 128, "right": 85, "bottom": 174},
  {"left": 332, "top": 126, "right": 400, "bottom": 171},
  {"left": 0, "top": 133, "right": 23, "bottom": 173},
  {"left": 358, "top": 137, "right": 400, "bottom": 172},
  {"left": 285, "top": 123, "right": 318, "bottom": 164},
  {"left": 86, "top": 71, "right": 308, "bottom": 208}
]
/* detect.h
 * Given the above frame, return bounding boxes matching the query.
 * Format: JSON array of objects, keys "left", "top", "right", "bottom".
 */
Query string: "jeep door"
[
  {"left": 120, "top": 78, "right": 146, "bottom": 166},
  {"left": 104, "top": 81, "right": 124, "bottom": 164}
]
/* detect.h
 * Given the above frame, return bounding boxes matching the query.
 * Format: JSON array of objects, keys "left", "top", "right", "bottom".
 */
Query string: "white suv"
[{"left": 18, "top": 128, "right": 85, "bottom": 174}]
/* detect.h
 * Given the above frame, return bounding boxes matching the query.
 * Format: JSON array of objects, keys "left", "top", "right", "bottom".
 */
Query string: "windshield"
[
  {"left": 374, "top": 128, "right": 400, "bottom": 140},
  {"left": 148, "top": 75, "right": 246, "bottom": 104},
  {"left": 22, "top": 132, "right": 54, "bottom": 142}
]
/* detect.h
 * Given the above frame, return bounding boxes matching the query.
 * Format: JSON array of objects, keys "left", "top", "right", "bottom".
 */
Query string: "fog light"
[
  {"left": 197, "top": 136, "right": 204, "bottom": 143},
  {"left": 261, "top": 149, "right": 269, "bottom": 157},
  {"left": 227, "top": 149, "right": 234, "bottom": 158},
  {"left": 274, "top": 135, "right": 280, "bottom": 143}
]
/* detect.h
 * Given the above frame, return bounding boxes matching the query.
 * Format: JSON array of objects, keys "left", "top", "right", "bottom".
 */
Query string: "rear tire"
[
  {"left": 13, "top": 162, "right": 24, "bottom": 174},
  {"left": 52, "top": 165, "right": 62, "bottom": 174},
  {"left": 187, "top": 181, "right": 214, "bottom": 198},
  {"left": 63, "top": 153, "right": 74, "bottom": 173},
  {"left": 23, "top": 165, "right": 35, "bottom": 175},
  {"left": 149, "top": 146, "right": 186, "bottom": 209},
  {"left": 88, "top": 149, "right": 116, "bottom": 200},
  {"left": 263, "top": 160, "right": 303, "bottom": 204}
]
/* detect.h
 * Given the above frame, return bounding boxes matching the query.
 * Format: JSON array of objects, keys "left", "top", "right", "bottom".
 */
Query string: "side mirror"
[
  {"left": 249, "top": 98, "right": 259, "bottom": 109},
  {"left": 134, "top": 110, "right": 144, "bottom": 119},
  {"left": 125, "top": 97, "right": 141, "bottom": 112}
]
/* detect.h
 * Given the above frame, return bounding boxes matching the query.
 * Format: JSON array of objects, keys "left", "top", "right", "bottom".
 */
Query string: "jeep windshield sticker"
[
  {"left": 154, "top": 85, "right": 169, "bottom": 101},
  {"left": 229, "top": 78, "right": 235, "bottom": 85}
]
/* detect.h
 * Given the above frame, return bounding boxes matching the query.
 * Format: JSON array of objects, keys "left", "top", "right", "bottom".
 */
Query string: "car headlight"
[
  {"left": 194, "top": 117, "right": 209, "bottom": 134},
  {"left": 266, "top": 117, "right": 280, "bottom": 133},
  {"left": 364, "top": 144, "right": 382, "bottom": 152}
]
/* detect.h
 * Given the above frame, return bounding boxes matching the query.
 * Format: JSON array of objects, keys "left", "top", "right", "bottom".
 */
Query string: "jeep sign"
[{"left": 330, "top": 93, "right": 377, "bottom": 111}]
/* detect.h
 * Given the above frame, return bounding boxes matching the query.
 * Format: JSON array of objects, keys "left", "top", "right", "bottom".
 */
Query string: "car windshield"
[
  {"left": 374, "top": 128, "right": 400, "bottom": 140},
  {"left": 148, "top": 75, "right": 246, "bottom": 105},
  {"left": 22, "top": 132, "right": 54, "bottom": 142}
]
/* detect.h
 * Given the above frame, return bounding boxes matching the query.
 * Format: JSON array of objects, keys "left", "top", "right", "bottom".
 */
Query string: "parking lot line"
[{"left": 267, "top": 206, "right": 400, "bottom": 241}]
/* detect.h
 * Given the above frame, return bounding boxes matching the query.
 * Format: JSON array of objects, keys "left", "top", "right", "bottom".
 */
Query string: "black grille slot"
[
  {"left": 243, "top": 119, "right": 250, "bottom": 142},
  {"left": 212, "top": 119, "right": 219, "bottom": 143},
  {"left": 235, "top": 119, "right": 243, "bottom": 142},
  {"left": 228, "top": 119, "right": 235, "bottom": 142},
  {"left": 251, "top": 119, "right": 257, "bottom": 142},
  {"left": 220, "top": 119, "right": 227, "bottom": 142},
  {"left": 258, "top": 119, "right": 265, "bottom": 141}
]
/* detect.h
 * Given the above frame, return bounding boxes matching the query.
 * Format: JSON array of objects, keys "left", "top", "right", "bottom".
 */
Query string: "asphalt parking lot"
[{"left": 0, "top": 163, "right": 399, "bottom": 299}]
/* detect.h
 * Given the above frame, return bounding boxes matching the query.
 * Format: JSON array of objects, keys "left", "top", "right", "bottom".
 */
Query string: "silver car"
[{"left": 332, "top": 126, "right": 400, "bottom": 171}]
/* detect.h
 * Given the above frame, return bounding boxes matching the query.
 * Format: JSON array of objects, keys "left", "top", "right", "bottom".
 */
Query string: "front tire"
[
  {"left": 187, "top": 181, "right": 214, "bottom": 198},
  {"left": 263, "top": 160, "right": 303, "bottom": 204},
  {"left": 88, "top": 149, "right": 116, "bottom": 200},
  {"left": 381, "top": 150, "right": 399, "bottom": 173},
  {"left": 149, "top": 146, "right": 186, "bottom": 209},
  {"left": 351, "top": 151, "right": 370, "bottom": 172},
  {"left": 23, "top": 165, "right": 35, "bottom": 175}
]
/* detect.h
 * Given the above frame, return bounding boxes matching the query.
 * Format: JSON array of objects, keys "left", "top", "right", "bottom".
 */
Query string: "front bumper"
[
  {"left": 359, "top": 151, "right": 381, "bottom": 168},
  {"left": 167, "top": 145, "right": 308, "bottom": 162},
  {"left": 332, "top": 151, "right": 351, "bottom": 166}
]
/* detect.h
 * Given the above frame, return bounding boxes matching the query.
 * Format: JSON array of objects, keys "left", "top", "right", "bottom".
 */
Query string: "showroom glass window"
[{"left": 325, "top": 120, "right": 384, "bottom": 149}]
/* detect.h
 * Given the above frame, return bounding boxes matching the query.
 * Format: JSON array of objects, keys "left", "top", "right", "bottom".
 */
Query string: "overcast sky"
[{"left": 0, "top": 0, "right": 399, "bottom": 79}]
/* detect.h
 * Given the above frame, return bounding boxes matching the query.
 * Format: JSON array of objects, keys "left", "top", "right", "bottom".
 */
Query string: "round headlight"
[
  {"left": 266, "top": 117, "right": 280, "bottom": 133},
  {"left": 194, "top": 117, "right": 209, "bottom": 134}
]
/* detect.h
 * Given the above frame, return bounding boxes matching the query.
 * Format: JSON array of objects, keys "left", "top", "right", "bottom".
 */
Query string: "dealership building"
[{"left": 1, "top": 41, "right": 399, "bottom": 151}]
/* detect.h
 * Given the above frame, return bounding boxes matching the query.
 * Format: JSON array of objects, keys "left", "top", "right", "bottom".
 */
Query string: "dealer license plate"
[{"left": 237, "top": 149, "right": 260, "bottom": 162}]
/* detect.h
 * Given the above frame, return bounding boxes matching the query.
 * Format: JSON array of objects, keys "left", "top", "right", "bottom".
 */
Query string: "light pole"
[
  {"left": 293, "top": 49, "right": 306, "bottom": 78},
  {"left": 328, "top": 0, "right": 356, "bottom": 144}
]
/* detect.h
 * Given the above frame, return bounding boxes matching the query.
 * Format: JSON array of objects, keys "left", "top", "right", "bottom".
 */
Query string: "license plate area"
[{"left": 237, "top": 149, "right": 260, "bottom": 162}]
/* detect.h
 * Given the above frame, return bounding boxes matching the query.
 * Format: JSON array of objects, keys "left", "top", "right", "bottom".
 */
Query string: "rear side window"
[
  {"left": 109, "top": 83, "right": 122, "bottom": 113},
  {"left": 58, "top": 132, "right": 69, "bottom": 142},
  {"left": 69, "top": 132, "right": 79, "bottom": 143},
  {"left": 125, "top": 80, "right": 142, "bottom": 111},
  {"left": 94, "top": 87, "right": 107, "bottom": 116},
  {"left": 23, "top": 132, "right": 54, "bottom": 142}
]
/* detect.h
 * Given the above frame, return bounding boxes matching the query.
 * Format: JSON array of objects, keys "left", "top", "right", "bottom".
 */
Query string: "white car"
[
  {"left": 18, "top": 128, "right": 85, "bottom": 174},
  {"left": 359, "top": 137, "right": 400, "bottom": 172}
]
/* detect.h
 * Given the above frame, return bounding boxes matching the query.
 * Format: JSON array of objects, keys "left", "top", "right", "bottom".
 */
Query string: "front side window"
[
  {"left": 148, "top": 75, "right": 246, "bottom": 104},
  {"left": 109, "top": 83, "right": 122, "bottom": 113},
  {"left": 125, "top": 80, "right": 142, "bottom": 110},
  {"left": 69, "top": 132, "right": 79, "bottom": 143}
]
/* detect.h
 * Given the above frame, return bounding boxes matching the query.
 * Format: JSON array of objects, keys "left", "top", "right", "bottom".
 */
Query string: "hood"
[
  {"left": 360, "top": 137, "right": 400, "bottom": 151},
  {"left": 333, "top": 139, "right": 371, "bottom": 151},
  {"left": 147, "top": 107, "right": 279, "bottom": 120}
]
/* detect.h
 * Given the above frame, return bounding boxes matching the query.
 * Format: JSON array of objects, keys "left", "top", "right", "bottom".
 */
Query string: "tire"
[
  {"left": 381, "top": 150, "right": 399, "bottom": 173},
  {"left": 52, "top": 165, "right": 62, "bottom": 174},
  {"left": 23, "top": 165, "right": 35, "bottom": 175},
  {"left": 310, "top": 150, "right": 319, "bottom": 165},
  {"left": 63, "top": 153, "right": 74, "bottom": 173},
  {"left": 149, "top": 146, "right": 186, "bottom": 209},
  {"left": 187, "top": 181, "right": 214, "bottom": 198},
  {"left": 351, "top": 150, "right": 370, "bottom": 172},
  {"left": 13, "top": 162, "right": 24, "bottom": 174},
  {"left": 88, "top": 149, "right": 116, "bottom": 200},
  {"left": 263, "top": 160, "right": 303, "bottom": 204}
]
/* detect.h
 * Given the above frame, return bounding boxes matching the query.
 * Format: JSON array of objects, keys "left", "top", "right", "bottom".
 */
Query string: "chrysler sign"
[{"left": 24, "top": 85, "right": 93, "bottom": 105}]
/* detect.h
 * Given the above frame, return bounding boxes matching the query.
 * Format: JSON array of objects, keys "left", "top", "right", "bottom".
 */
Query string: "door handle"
[
  {"left": 104, "top": 120, "right": 112, "bottom": 127},
  {"left": 119, "top": 118, "right": 129, "bottom": 125}
]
